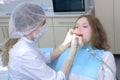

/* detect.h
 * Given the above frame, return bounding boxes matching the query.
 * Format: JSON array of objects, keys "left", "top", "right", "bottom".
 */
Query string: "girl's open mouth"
[{"left": 78, "top": 34, "right": 83, "bottom": 37}]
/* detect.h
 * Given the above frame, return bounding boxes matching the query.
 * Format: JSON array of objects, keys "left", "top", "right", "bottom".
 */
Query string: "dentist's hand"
[
  {"left": 67, "top": 34, "right": 78, "bottom": 60},
  {"left": 63, "top": 29, "right": 74, "bottom": 46},
  {"left": 58, "top": 29, "right": 74, "bottom": 52},
  {"left": 67, "top": 34, "right": 84, "bottom": 60}
]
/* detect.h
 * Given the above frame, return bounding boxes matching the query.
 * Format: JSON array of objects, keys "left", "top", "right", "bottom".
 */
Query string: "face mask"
[{"left": 34, "top": 23, "right": 48, "bottom": 38}]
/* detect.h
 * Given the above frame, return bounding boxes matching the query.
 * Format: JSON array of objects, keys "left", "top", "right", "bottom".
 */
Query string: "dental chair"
[
  {"left": 0, "top": 56, "right": 8, "bottom": 80},
  {"left": 0, "top": 66, "right": 8, "bottom": 80}
]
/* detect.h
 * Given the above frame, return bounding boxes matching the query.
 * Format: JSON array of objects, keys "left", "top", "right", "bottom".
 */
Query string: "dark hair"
[{"left": 74, "top": 15, "right": 110, "bottom": 50}]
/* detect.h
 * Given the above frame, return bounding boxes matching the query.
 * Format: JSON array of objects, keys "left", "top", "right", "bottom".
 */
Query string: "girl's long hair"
[{"left": 1, "top": 38, "right": 19, "bottom": 67}]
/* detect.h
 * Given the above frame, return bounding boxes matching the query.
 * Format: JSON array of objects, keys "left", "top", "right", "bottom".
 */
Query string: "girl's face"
[{"left": 73, "top": 17, "right": 92, "bottom": 45}]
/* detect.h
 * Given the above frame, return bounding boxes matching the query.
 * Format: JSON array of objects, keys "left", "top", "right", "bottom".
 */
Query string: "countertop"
[{"left": 0, "top": 8, "right": 94, "bottom": 18}]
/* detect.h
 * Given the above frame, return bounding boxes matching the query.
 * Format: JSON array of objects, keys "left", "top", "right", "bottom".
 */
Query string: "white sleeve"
[
  {"left": 102, "top": 51, "right": 116, "bottom": 80},
  {"left": 40, "top": 51, "right": 52, "bottom": 64},
  {"left": 20, "top": 51, "right": 65, "bottom": 80}
]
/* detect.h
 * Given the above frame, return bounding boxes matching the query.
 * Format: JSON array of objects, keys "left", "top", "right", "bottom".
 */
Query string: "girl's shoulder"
[
  {"left": 103, "top": 51, "right": 115, "bottom": 60},
  {"left": 104, "top": 51, "right": 114, "bottom": 56}
]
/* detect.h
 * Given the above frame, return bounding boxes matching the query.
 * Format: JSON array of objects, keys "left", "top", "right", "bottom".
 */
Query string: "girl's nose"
[{"left": 77, "top": 27, "right": 82, "bottom": 31}]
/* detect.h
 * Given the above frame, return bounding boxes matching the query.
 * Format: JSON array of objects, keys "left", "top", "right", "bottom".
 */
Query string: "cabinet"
[
  {"left": 0, "top": 17, "right": 55, "bottom": 48},
  {"left": 53, "top": 17, "right": 77, "bottom": 47},
  {"left": 0, "top": 17, "right": 79, "bottom": 48},
  {"left": 38, "top": 18, "right": 55, "bottom": 48},
  {"left": 94, "top": 0, "right": 120, "bottom": 54},
  {"left": 0, "top": 18, "right": 9, "bottom": 44},
  {"left": 38, "top": 17, "right": 79, "bottom": 48}
]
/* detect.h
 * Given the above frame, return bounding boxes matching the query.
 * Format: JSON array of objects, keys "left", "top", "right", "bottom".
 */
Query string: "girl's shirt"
[{"left": 51, "top": 46, "right": 116, "bottom": 80}]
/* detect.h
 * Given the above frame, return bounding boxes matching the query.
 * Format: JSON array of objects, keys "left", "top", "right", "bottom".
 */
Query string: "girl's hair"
[
  {"left": 2, "top": 38, "right": 19, "bottom": 67},
  {"left": 74, "top": 15, "right": 110, "bottom": 50}
]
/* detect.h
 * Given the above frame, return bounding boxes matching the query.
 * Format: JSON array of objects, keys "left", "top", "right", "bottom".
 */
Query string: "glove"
[
  {"left": 67, "top": 34, "right": 84, "bottom": 60},
  {"left": 58, "top": 29, "right": 74, "bottom": 52},
  {"left": 67, "top": 34, "right": 78, "bottom": 60}
]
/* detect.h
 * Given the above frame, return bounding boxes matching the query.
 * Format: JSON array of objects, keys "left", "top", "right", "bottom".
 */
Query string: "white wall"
[
  {"left": 41, "top": 0, "right": 53, "bottom": 12},
  {"left": 89, "top": 0, "right": 94, "bottom": 8}
]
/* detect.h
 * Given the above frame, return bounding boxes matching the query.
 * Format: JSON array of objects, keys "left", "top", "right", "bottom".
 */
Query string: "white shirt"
[
  {"left": 68, "top": 51, "right": 116, "bottom": 80},
  {"left": 8, "top": 37, "right": 65, "bottom": 80}
]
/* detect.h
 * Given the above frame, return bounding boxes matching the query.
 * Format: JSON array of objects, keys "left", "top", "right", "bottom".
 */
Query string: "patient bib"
[{"left": 51, "top": 46, "right": 104, "bottom": 79}]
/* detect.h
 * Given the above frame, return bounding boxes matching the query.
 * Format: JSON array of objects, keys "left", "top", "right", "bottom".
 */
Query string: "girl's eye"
[{"left": 83, "top": 26, "right": 88, "bottom": 28}]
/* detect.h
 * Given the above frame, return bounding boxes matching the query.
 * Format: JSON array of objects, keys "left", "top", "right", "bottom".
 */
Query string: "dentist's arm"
[
  {"left": 51, "top": 29, "right": 74, "bottom": 61},
  {"left": 61, "top": 35, "right": 83, "bottom": 76}
]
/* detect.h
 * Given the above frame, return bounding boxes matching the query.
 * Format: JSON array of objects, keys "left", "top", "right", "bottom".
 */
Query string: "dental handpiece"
[{"left": 74, "top": 38, "right": 79, "bottom": 48}]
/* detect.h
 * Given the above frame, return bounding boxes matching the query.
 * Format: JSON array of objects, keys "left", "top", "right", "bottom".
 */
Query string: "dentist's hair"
[
  {"left": 2, "top": 39, "right": 19, "bottom": 67},
  {"left": 74, "top": 15, "right": 110, "bottom": 50}
]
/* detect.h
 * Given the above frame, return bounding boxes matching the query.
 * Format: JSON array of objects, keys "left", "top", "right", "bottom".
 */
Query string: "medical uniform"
[
  {"left": 52, "top": 46, "right": 116, "bottom": 80},
  {"left": 8, "top": 36, "right": 65, "bottom": 80}
]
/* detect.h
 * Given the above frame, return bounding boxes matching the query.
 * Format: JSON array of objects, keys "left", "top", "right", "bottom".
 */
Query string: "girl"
[{"left": 52, "top": 15, "right": 116, "bottom": 80}]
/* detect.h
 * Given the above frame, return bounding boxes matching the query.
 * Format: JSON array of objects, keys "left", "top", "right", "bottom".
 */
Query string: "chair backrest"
[
  {"left": 0, "top": 66, "right": 8, "bottom": 80},
  {"left": 0, "top": 55, "right": 8, "bottom": 80}
]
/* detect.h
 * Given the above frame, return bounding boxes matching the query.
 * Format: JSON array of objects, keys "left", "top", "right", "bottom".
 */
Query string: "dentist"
[{"left": 1, "top": 2, "right": 83, "bottom": 80}]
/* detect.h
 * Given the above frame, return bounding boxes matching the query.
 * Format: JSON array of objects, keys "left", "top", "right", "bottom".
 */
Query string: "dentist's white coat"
[{"left": 8, "top": 37, "right": 65, "bottom": 80}]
